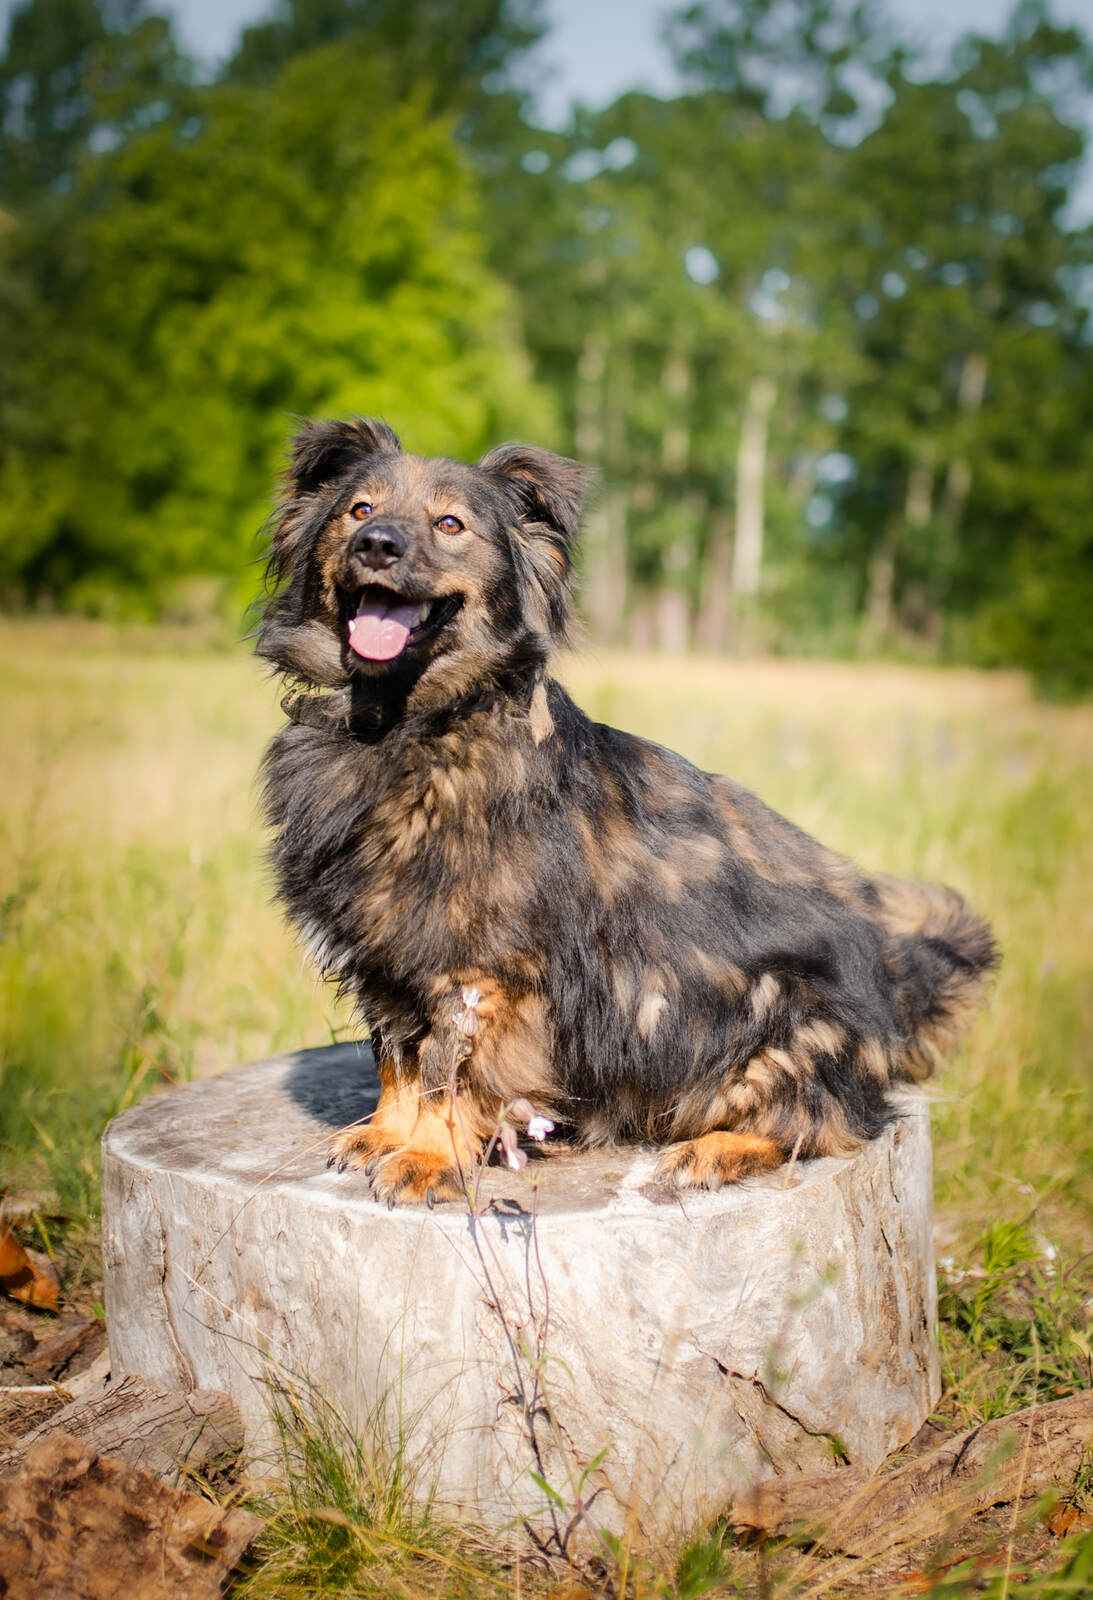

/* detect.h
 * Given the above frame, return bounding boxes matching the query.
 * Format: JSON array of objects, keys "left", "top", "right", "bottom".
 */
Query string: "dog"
[{"left": 257, "top": 417, "right": 997, "bottom": 1206}]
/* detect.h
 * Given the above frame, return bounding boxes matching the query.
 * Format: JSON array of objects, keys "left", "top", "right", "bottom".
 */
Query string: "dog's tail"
[{"left": 873, "top": 874, "right": 998, "bottom": 1082}]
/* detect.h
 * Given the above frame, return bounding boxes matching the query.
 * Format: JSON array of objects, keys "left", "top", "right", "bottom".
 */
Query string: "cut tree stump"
[{"left": 102, "top": 1043, "right": 940, "bottom": 1547}]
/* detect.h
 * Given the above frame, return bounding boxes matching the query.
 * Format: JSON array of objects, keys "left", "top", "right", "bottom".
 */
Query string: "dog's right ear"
[{"left": 289, "top": 417, "right": 402, "bottom": 495}]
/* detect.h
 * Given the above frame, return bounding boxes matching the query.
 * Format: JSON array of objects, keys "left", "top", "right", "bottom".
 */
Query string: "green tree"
[
  {"left": 0, "top": 0, "right": 190, "bottom": 204},
  {"left": 829, "top": 1, "right": 1092, "bottom": 672},
  {"left": 0, "top": 40, "right": 551, "bottom": 612}
]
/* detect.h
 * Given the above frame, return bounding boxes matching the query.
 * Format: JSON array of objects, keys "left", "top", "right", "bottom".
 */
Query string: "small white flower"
[
  {"left": 526, "top": 1115, "right": 554, "bottom": 1142},
  {"left": 462, "top": 985, "right": 481, "bottom": 1008}
]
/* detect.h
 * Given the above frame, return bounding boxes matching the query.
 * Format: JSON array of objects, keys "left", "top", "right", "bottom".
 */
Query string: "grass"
[{"left": 1, "top": 619, "right": 1090, "bottom": 1594}]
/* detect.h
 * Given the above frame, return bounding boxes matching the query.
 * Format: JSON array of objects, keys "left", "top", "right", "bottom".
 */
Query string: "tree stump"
[{"left": 102, "top": 1044, "right": 940, "bottom": 1548}]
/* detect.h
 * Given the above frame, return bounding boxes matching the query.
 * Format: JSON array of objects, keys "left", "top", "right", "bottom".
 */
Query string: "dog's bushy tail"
[{"left": 873, "top": 874, "right": 998, "bottom": 1082}]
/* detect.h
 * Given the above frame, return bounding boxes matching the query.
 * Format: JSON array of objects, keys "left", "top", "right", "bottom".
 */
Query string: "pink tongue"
[{"left": 349, "top": 599, "right": 420, "bottom": 662}]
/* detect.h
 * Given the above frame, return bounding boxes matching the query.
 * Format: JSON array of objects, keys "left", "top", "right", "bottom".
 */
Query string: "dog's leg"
[
  {"left": 655, "top": 1130, "right": 785, "bottom": 1190},
  {"left": 328, "top": 1055, "right": 489, "bottom": 1206}
]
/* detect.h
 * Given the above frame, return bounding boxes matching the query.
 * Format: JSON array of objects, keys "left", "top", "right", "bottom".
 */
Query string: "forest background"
[{"left": 2, "top": 0, "right": 1092, "bottom": 697}]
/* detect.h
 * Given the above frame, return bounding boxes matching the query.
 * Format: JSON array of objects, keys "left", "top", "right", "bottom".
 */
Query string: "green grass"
[{"left": 1, "top": 620, "right": 1090, "bottom": 1596}]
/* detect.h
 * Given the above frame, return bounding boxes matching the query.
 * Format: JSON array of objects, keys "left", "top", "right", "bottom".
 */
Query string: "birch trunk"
[
  {"left": 655, "top": 347, "right": 693, "bottom": 652},
  {"left": 730, "top": 375, "right": 777, "bottom": 599},
  {"left": 575, "top": 333, "right": 627, "bottom": 643}
]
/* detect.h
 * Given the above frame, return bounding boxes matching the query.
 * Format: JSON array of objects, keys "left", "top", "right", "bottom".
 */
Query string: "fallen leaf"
[
  {"left": 0, "top": 1229, "right": 59, "bottom": 1312},
  {"left": 1046, "top": 1502, "right": 1080, "bottom": 1538}
]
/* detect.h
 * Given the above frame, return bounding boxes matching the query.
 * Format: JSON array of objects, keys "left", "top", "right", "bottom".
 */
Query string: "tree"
[
  {"left": 0, "top": 40, "right": 551, "bottom": 611},
  {"left": 0, "top": 0, "right": 191, "bottom": 205},
  {"left": 829, "top": 2, "right": 1092, "bottom": 659}
]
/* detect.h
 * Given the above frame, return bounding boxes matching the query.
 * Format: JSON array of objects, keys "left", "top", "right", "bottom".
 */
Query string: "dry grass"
[{"left": 1, "top": 619, "right": 1090, "bottom": 1596}]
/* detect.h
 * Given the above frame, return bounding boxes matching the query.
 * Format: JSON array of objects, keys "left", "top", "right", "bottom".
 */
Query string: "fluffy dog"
[{"left": 258, "top": 417, "right": 996, "bottom": 1205}]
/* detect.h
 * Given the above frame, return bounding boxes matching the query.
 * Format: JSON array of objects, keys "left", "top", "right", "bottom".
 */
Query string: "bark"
[
  {"left": 729, "top": 1392, "right": 1093, "bottom": 1557},
  {"left": 0, "top": 1430, "right": 261, "bottom": 1600},
  {"left": 1, "top": 1374, "right": 245, "bottom": 1482},
  {"left": 730, "top": 374, "right": 777, "bottom": 599}
]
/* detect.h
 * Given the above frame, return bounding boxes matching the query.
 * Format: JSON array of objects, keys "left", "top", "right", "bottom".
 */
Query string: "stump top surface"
[{"left": 104, "top": 1044, "right": 926, "bottom": 1225}]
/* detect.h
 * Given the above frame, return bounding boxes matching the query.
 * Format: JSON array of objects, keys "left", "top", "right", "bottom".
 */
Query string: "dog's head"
[{"left": 257, "top": 418, "right": 588, "bottom": 708}]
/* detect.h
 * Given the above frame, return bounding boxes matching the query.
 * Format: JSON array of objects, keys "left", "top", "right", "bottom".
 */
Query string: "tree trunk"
[
  {"left": 730, "top": 375, "right": 777, "bottom": 599},
  {"left": 940, "top": 350, "right": 988, "bottom": 529},
  {"left": 862, "top": 456, "right": 933, "bottom": 647},
  {"left": 576, "top": 333, "right": 627, "bottom": 643},
  {"left": 655, "top": 347, "right": 694, "bottom": 651},
  {"left": 694, "top": 510, "right": 734, "bottom": 652}
]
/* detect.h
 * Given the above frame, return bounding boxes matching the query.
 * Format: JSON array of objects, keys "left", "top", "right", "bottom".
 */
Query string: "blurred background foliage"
[{"left": 1, "top": 0, "right": 1091, "bottom": 694}]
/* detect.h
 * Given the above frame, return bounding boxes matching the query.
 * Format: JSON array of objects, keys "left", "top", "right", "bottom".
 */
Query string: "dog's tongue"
[{"left": 348, "top": 597, "right": 420, "bottom": 661}]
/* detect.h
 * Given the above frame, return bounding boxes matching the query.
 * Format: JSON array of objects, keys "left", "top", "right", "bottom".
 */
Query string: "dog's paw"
[
  {"left": 655, "top": 1131, "right": 783, "bottom": 1191},
  {"left": 326, "top": 1124, "right": 398, "bottom": 1174},
  {"left": 369, "top": 1148, "right": 464, "bottom": 1208}
]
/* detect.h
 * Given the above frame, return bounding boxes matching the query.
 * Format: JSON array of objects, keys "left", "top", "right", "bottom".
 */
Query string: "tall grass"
[
  {"left": 1, "top": 621, "right": 1090, "bottom": 1244},
  {"left": 1, "top": 620, "right": 1090, "bottom": 1595}
]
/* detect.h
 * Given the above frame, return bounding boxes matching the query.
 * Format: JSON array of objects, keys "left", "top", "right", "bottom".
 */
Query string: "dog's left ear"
[
  {"left": 290, "top": 417, "right": 402, "bottom": 495},
  {"left": 478, "top": 444, "right": 590, "bottom": 641}
]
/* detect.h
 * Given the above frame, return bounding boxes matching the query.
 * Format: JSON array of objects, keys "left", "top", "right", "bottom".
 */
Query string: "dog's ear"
[
  {"left": 290, "top": 417, "right": 401, "bottom": 495},
  {"left": 478, "top": 444, "right": 590, "bottom": 642}
]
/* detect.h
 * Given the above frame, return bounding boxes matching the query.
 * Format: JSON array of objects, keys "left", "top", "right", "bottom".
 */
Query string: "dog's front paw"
[
  {"left": 656, "top": 1131, "right": 783, "bottom": 1190},
  {"left": 326, "top": 1123, "right": 398, "bottom": 1174},
  {"left": 369, "top": 1148, "right": 464, "bottom": 1208}
]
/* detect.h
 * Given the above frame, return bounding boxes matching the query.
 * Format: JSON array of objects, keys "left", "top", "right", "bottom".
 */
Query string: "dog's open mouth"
[{"left": 345, "top": 586, "right": 461, "bottom": 663}]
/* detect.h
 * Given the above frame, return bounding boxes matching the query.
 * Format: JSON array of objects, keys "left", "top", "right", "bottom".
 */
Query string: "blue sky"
[
  {"left": 153, "top": 0, "right": 1093, "bottom": 126},
  {"left": 4, "top": 0, "right": 1093, "bottom": 120},
  {"left": 3, "top": 0, "right": 1092, "bottom": 208}
]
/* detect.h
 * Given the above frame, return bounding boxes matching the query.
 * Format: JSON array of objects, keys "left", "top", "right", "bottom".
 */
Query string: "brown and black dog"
[{"left": 257, "top": 418, "right": 996, "bottom": 1205}]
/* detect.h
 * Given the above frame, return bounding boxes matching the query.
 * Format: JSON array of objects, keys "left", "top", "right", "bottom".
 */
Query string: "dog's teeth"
[{"left": 348, "top": 618, "right": 356, "bottom": 633}]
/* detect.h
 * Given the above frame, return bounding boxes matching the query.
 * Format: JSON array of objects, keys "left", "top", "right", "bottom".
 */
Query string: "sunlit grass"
[
  {"left": 1, "top": 620, "right": 1090, "bottom": 1246},
  {"left": 1, "top": 619, "right": 1090, "bottom": 1596}
]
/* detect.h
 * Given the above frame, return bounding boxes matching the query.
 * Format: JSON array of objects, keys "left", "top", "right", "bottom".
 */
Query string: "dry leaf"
[
  {"left": 0, "top": 1228, "right": 59, "bottom": 1312},
  {"left": 1046, "top": 1502, "right": 1080, "bottom": 1538}
]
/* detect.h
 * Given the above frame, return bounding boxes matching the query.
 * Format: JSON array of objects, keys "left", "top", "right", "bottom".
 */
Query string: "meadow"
[{"left": 1, "top": 620, "right": 1090, "bottom": 1595}]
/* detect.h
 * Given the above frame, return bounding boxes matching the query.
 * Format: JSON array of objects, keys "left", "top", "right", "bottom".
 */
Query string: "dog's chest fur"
[{"left": 263, "top": 699, "right": 547, "bottom": 1022}]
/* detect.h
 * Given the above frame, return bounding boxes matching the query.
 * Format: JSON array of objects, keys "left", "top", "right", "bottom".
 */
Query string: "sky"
[
  {"left": 148, "top": 0, "right": 1093, "bottom": 125},
  {"left": 2, "top": 0, "right": 1092, "bottom": 188}
]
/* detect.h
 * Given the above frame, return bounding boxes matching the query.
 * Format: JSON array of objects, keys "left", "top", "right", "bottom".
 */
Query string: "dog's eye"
[
  {"left": 350, "top": 501, "right": 373, "bottom": 521},
  {"left": 435, "top": 514, "right": 464, "bottom": 535}
]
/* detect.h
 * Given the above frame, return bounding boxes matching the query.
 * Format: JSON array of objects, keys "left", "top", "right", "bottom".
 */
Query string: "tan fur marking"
[
  {"left": 858, "top": 1037, "right": 891, "bottom": 1082},
  {"left": 750, "top": 973, "right": 781, "bottom": 1018},
  {"left": 794, "top": 1020, "right": 847, "bottom": 1058},
  {"left": 636, "top": 988, "right": 668, "bottom": 1039},
  {"left": 529, "top": 681, "right": 555, "bottom": 745},
  {"left": 612, "top": 963, "right": 636, "bottom": 1011},
  {"left": 690, "top": 946, "right": 748, "bottom": 996}
]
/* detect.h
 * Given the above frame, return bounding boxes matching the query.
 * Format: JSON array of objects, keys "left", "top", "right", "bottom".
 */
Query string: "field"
[{"left": 1, "top": 620, "right": 1091, "bottom": 1595}]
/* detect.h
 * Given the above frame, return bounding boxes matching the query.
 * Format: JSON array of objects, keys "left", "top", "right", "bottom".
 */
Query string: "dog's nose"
[{"left": 350, "top": 523, "right": 407, "bottom": 571}]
